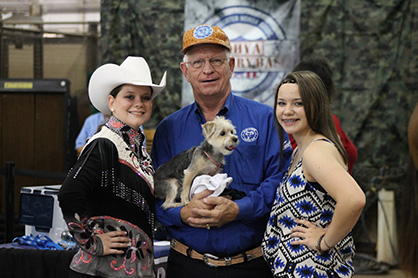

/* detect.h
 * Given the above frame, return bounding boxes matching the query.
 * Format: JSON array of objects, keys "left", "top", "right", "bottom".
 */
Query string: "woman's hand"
[
  {"left": 290, "top": 219, "right": 327, "bottom": 252},
  {"left": 96, "top": 230, "right": 130, "bottom": 256}
]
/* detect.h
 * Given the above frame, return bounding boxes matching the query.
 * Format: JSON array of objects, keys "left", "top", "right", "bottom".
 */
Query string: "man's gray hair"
[{"left": 183, "top": 49, "right": 232, "bottom": 63}]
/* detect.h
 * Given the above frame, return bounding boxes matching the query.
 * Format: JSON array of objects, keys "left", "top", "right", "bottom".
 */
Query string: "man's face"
[{"left": 180, "top": 44, "right": 235, "bottom": 100}]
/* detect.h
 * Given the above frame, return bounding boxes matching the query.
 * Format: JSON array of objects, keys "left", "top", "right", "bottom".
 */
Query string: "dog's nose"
[{"left": 233, "top": 137, "right": 238, "bottom": 143}]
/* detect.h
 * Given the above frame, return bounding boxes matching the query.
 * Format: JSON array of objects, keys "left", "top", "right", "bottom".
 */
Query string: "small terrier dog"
[{"left": 154, "top": 116, "right": 239, "bottom": 209}]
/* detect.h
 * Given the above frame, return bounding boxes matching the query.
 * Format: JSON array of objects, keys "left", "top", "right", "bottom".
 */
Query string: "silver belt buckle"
[
  {"left": 203, "top": 253, "right": 219, "bottom": 267},
  {"left": 247, "top": 253, "right": 255, "bottom": 261}
]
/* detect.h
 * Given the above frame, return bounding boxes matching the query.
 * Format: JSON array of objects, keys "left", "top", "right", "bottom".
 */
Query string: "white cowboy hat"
[{"left": 88, "top": 56, "right": 167, "bottom": 114}]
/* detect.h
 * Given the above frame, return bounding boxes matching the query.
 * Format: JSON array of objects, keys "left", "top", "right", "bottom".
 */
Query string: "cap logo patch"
[{"left": 193, "top": 25, "right": 213, "bottom": 40}]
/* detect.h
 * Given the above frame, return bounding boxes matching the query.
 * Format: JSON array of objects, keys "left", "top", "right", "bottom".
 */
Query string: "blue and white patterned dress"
[{"left": 262, "top": 142, "right": 355, "bottom": 278}]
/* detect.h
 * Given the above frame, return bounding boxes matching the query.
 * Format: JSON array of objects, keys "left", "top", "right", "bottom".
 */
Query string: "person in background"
[
  {"left": 408, "top": 103, "right": 418, "bottom": 169},
  {"left": 151, "top": 24, "right": 292, "bottom": 278},
  {"left": 75, "top": 112, "right": 109, "bottom": 156},
  {"left": 398, "top": 102, "right": 418, "bottom": 278},
  {"left": 291, "top": 56, "right": 358, "bottom": 174},
  {"left": 262, "top": 71, "right": 365, "bottom": 277},
  {"left": 59, "top": 56, "right": 166, "bottom": 278}
]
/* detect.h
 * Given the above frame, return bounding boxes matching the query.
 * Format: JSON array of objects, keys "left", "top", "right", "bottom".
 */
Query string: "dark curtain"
[
  {"left": 300, "top": 0, "right": 417, "bottom": 189},
  {"left": 100, "top": 0, "right": 184, "bottom": 127}
]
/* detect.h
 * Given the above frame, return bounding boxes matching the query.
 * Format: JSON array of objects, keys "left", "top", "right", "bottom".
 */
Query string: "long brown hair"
[{"left": 275, "top": 70, "right": 347, "bottom": 164}]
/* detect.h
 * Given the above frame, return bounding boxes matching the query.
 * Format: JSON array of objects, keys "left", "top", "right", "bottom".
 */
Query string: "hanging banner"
[{"left": 182, "top": 0, "right": 300, "bottom": 107}]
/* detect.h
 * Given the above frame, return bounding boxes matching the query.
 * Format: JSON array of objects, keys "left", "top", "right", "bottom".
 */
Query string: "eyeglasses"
[{"left": 185, "top": 57, "right": 229, "bottom": 69}]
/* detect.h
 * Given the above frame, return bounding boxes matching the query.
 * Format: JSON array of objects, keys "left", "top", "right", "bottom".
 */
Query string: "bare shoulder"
[
  {"left": 305, "top": 139, "right": 340, "bottom": 158},
  {"left": 303, "top": 139, "right": 346, "bottom": 172},
  {"left": 302, "top": 139, "right": 351, "bottom": 188}
]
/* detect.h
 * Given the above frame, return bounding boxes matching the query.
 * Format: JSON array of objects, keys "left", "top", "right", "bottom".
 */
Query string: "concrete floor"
[
  {"left": 355, "top": 269, "right": 406, "bottom": 277},
  {"left": 352, "top": 252, "right": 407, "bottom": 278}
]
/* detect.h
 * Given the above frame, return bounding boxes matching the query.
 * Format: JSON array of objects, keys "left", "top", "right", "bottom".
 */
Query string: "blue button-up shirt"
[{"left": 152, "top": 93, "right": 292, "bottom": 256}]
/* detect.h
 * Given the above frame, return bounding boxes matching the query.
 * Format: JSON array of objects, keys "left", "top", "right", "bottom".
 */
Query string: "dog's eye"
[{"left": 220, "top": 131, "right": 226, "bottom": 136}]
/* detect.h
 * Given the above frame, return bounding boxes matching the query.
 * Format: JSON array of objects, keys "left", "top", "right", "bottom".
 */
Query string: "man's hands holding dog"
[{"left": 180, "top": 189, "right": 239, "bottom": 229}]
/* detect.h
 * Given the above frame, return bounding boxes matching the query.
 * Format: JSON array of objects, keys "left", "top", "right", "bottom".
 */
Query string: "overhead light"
[{"left": 43, "top": 33, "right": 65, "bottom": 38}]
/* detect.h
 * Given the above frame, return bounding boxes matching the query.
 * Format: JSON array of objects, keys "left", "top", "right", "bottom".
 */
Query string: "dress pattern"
[
  {"left": 262, "top": 155, "right": 355, "bottom": 278},
  {"left": 69, "top": 216, "right": 154, "bottom": 278}
]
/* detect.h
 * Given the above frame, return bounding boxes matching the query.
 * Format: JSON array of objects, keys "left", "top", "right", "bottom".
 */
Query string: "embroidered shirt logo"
[{"left": 241, "top": 127, "right": 259, "bottom": 142}]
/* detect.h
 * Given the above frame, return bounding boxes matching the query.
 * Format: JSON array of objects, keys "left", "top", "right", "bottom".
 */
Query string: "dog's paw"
[
  {"left": 181, "top": 199, "right": 190, "bottom": 206},
  {"left": 162, "top": 202, "right": 183, "bottom": 210}
]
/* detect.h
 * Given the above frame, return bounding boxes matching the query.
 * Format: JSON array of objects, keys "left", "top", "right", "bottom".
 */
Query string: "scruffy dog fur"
[{"left": 154, "top": 116, "right": 239, "bottom": 209}]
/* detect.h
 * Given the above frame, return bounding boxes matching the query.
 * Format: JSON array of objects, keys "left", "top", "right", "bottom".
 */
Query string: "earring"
[{"left": 111, "top": 108, "right": 114, "bottom": 112}]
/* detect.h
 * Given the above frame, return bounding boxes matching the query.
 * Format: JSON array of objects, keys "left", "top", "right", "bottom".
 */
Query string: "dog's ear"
[{"left": 202, "top": 122, "right": 216, "bottom": 138}]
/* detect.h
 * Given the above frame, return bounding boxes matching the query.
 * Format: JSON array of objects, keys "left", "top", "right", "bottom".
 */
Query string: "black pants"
[{"left": 165, "top": 248, "right": 273, "bottom": 278}]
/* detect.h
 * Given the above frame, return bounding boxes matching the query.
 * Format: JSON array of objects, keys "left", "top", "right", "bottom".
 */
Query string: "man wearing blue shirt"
[
  {"left": 75, "top": 112, "right": 107, "bottom": 155},
  {"left": 152, "top": 24, "right": 292, "bottom": 278}
]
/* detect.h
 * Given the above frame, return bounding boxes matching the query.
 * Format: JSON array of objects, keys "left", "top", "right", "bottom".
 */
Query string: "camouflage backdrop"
[
  {"left": 100, "top": 0, "right": 184, "bottom": 128},
  {"left": 100, "top": 0, "right": 418, "bottom": 198}
]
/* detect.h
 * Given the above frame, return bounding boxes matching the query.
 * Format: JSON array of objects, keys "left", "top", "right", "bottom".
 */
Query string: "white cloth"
[{"left": 189, "top": 173, "right": 233, "bottom": 199}]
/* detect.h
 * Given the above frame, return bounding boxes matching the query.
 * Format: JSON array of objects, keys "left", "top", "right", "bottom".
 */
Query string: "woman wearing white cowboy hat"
[{"left": 59, "top": 56, "right": 166, "bottom": 278}]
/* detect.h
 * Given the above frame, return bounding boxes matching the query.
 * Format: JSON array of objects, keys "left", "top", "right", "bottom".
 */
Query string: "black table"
[
  {"left": 0, "top": 245, "right": 76, "bottom": 278},
  {"left": 0, "top": 241, "right": 169, "bottom": 278}
]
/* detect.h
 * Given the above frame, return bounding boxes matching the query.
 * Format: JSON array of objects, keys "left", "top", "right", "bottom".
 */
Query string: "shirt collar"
[
  {"left": 193, "top": 93, "right": 233, "bottom": 122},
  {"left": 106, "top": 115, "right": 146, "bottom": 159}
]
